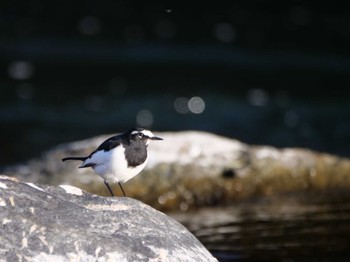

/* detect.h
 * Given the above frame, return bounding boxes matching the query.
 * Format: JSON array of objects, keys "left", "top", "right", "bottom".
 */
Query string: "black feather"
[
  {"left": 62, "top": 157, "right": 87, "bottom": 162},
  {"left": 96, "top": 134, "right": 123, "bottom": 152}
]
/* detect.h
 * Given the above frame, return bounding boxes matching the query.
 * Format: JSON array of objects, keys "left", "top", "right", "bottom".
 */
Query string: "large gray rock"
[{"left": 0, "top": 175, "right": 217, "bottom": 261}]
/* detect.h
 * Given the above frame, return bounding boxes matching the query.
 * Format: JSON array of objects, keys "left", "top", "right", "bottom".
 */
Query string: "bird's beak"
[{"left": 151, "top": 136, "right": 163, "bottom": 141}]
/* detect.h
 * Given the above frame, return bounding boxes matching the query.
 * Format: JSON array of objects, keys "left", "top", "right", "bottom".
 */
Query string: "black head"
[{"left": 127, "top": 128, "right": 163, "bottom": 146}]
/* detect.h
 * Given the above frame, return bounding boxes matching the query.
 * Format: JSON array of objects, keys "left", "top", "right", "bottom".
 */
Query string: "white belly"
[{"left": 81, "top": 146, "right": 148, "bottom": 184}]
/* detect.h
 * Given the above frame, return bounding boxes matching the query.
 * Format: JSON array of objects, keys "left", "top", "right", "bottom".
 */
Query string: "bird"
[{"left": 62, "top": 128, "right": 163, "bottom": 197}]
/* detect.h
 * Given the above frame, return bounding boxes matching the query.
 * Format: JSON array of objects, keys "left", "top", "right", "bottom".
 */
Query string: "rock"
[
  {"left": 2, "top": 130, "right": 249, "bottom": 180},
  {"left": 0, "top": 175, "right": 217, "bottom": 261},
  {"left": 2, "top": 131, "right": 350, "bottom": 211},
  {"left": 2, "top": 131, "right": 249, "bottom": 184}
]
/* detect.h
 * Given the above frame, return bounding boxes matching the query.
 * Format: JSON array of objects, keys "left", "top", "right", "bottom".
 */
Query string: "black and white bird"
[{"left": 62, "top": 128, "right": 163, "bottom": 197}]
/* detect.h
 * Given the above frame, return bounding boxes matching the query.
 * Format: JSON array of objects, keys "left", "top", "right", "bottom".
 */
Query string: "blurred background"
[
  {"left": 1, "top": 1, "right": 350, "bottom": 261},
  {"left": 1, "top": 1, "right": 350, "bottom": 168}
]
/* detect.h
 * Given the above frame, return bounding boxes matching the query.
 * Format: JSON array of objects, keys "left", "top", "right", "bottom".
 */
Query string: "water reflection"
[{"left": 170, "top": 194, "right": 350, "bottom": 261}]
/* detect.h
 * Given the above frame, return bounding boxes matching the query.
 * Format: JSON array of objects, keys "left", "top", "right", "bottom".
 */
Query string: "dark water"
[
  {"left": 170, "top": 193, "right": 350, "bottom": 261},
  {"left": 1, "top": 91, "right": 350, "bottom": 168},
  {"left": 1, "top": 40, "right": 350, "bottom": 167}
]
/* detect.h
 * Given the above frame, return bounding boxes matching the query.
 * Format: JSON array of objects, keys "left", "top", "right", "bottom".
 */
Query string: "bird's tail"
[{"left": 62, "top": 157, "right": 87, "bottom": 162}]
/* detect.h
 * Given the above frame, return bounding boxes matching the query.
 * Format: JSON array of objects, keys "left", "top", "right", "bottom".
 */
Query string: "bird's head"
[{"left": 129, "top": 128, "right": 163, "bottom": 146}]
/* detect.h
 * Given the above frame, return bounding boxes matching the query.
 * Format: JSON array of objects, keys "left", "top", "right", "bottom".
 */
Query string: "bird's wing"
[
  {"left": 79, "top": 135, "right": 123, "bottom": 168},
  {"left": 96, "top": 134, "right": 123, "bottom": 151}
]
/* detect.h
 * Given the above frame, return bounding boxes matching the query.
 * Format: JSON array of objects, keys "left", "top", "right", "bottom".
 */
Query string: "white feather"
[
  {"left": 80, "top": 146, "right": 148, "bottom": 184},
  {"left": 131, "top": 129, "right": 154, "bottom": 138}
]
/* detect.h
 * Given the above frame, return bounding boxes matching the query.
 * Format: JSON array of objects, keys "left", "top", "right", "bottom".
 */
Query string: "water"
[
  {"left": 170, "top": 193, "right": 350, "bottom": 261},
  {"left": 1, "top": 44, "right": 350, "bottom": 167},
  {"left": 1, "top": 92, "right": 350, "bottom": 168}
]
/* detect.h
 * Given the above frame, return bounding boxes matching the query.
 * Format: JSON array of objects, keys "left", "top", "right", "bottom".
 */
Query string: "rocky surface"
[
  {"left": 0, "top": 175, "right": 217, "bottom": 261},
  {"left": 2, "top": 131, "right": 350, "bottom": 211}
]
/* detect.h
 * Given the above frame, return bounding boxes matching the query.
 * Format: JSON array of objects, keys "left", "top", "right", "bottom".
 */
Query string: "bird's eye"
[{"left": 138, "top": 133, "right": 144, "bottom": 139}]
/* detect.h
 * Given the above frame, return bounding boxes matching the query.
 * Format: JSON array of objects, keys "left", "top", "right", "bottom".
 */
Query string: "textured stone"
[
  {"left": 0, "top": 175, "right": 217, "bottom": 261},
  {"left": 1, "top": 131, "right": 248, "bottom": 186}
]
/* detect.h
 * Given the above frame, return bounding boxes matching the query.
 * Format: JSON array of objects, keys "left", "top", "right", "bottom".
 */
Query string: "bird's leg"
[
  {"left": 118, "top": 182, "right": 126, "bottom": 197},
  {"left": 104, "top": 181, "right": 115, "bottom": 197}
]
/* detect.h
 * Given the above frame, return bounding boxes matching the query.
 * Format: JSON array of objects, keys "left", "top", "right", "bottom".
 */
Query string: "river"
[{"left": 170, "top": 192, "right": 350, "bottom": 261}]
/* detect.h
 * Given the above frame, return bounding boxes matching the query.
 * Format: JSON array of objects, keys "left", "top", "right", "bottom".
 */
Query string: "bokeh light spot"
[
  {"left": 247, "top": 88, "right": 269, "bottom": 106},
  {"left": 213, "top": 22, "right": 236, "bottom": 43},
  {"left": 136, "top": 109, "right": 153, "bottom": 128},
  {"left": 174, "top": 97, "right": 189, "bottom": 114},
  {"left": 8, "top": 61, "right": 35, "bottom": 80},
  {"left": 188, "top": 96, "right": 205, "bottom": 114}
]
